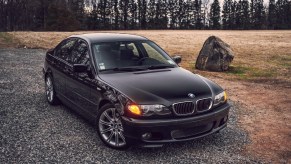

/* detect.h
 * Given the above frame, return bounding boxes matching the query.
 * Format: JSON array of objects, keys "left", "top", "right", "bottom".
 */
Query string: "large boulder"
[{"left": 195, "top": 36, "right": 234, "bottom": 72}]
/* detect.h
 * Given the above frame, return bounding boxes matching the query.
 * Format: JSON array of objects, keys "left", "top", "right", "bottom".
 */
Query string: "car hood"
[{"left": 98, "top": 68, "right": 218, "bottom": 106}]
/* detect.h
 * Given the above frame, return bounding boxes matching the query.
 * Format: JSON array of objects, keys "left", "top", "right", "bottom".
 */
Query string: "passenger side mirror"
[
  {"left": 73, "top": 64, "right": 88, "bottom": 73},
  {"left": 172, "top": 55, "right": 182, "bottom": 64}
]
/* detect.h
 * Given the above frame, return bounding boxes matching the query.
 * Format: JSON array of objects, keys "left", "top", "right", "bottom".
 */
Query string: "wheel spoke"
[
  {"left": 119, "top": 132, "right": 125, "bottom": 142},
  {"left": 50, "top": 91, "right": 53, "bottom": 101},
  {"left": 106, "top": 131, "right": 114, "bottom": 142},
  {"left": 99, "top": 120, "right": 112, "bottom": 126},
  {"left": 104, "top": 111, "right": 113, "bottom": 122},
  {"left": 111, "top": 108, "right": 116, "bottom": 119},
  {"left": 115, "top": 132, "right": 119, "bottom": 146},
  {"left": 47, "top": 79, "right": 51, "bottom": 87},
  {"left": 101, "top": 127, "right": 112, "bottom": 134}
]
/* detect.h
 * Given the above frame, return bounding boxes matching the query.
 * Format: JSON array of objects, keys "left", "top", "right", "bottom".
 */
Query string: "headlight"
[
  {"left": 127, "top": 104, "right": 171, "bottom": 116},
  {"left": 214, "top": 91, "right": 227, "bottom": 106}
]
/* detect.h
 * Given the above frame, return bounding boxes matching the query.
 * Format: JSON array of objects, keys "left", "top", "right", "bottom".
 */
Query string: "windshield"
[{"left": 92, "top": 41, "right": 177, "bottom": 72}]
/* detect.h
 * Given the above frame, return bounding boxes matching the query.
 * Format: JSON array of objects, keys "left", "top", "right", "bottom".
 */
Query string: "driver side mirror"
[
  {"left": 73, "top": 64, "right": 88, "bottom": 73},
  {"left": 172, "top": 55, "right": 182, "bottom": 64}
]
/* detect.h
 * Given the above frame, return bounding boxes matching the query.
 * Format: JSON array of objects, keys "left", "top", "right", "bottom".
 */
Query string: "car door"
[
  {"left": 52, "top": 38, "right": 76, "bottom": 98},
  {"left": 66, "top": 39, "right": 99, "bottom": 119}
]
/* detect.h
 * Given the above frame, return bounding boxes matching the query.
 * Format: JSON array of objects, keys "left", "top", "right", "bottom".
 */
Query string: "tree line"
[{"left": 0, "top": 0, "right": 290, "bottom": 31}]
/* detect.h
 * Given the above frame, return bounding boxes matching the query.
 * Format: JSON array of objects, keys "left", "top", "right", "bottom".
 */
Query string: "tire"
[
  {"left": 96, "top": 103, "right": 129, "bottom": 150},
  {"left": 45, "top": 74, "right": 60, "bottom": 105}
]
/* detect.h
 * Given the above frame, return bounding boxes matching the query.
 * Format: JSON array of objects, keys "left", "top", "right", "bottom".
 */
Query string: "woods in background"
[{"left": 0, "top": 0, "right": 290, "bottom": 31}]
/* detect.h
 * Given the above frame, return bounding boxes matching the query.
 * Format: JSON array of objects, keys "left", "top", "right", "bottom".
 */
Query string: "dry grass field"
[
  {"left": 1, "top": 30, "right": 291, "bottom": 162},
  {"left": 3, "top": 30, "right": 291, "bottom": 85}
]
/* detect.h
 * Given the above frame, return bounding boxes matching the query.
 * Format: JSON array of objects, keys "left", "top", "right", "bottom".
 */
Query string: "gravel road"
[{"left": 0, "top": 48, "right": 263, "bottom": 163}]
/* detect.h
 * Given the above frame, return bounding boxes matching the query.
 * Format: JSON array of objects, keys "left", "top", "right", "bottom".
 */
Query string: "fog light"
[{"left": 142, "top": 133, "right": 152, "bottom": 140}]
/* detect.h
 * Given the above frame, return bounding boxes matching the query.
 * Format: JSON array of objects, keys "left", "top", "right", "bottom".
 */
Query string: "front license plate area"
[{"left": 171, "top": 123, "right": 213, "bottom": 139}]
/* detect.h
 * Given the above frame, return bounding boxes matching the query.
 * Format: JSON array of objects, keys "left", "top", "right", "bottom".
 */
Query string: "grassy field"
[{"left": 1, "top": 30, "right": 291, "bottom": 86}]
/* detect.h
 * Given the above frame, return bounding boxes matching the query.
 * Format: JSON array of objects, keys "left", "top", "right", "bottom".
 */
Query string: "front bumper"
[{"left": 121, "top": 103, "right": 230, "bottom": 147}]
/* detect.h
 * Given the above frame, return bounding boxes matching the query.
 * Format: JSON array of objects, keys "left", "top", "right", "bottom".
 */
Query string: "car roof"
[{"left": 70, "top": 33, "right": 149, "bottom": 43}]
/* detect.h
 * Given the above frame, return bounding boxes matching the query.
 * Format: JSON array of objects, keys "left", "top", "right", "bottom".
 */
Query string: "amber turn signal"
[{"left": 128, "top": 104, "right": 141, "bottom": 115}]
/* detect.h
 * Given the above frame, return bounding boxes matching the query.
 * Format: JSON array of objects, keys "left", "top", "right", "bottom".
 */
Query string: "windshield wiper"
[
  {"left": 146, "top": 64, "right": 175, "bottom": 70},
  {"left": 100, "top": 65, "right": 175, "bottom": 72},
  {"left": 100, "top": 67, "right": 148, "bottom": 72}
]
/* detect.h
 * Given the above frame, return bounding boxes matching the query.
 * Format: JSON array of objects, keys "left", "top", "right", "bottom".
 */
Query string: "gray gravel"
[{"left": 0, "top": 48, "right": 264, "bottom": 163}]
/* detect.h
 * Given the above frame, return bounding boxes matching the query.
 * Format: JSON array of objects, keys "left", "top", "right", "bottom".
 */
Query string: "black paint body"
[{"left": 43, "top": 33, "right": 230, "bottom": 146}]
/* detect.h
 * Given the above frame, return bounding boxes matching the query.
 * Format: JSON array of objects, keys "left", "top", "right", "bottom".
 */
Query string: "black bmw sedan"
[{"left": 43, "top": 33, "right": 230, "bottom": 149}]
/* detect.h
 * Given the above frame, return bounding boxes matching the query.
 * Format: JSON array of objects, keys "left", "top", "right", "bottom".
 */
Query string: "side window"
[
  {"left": 55, "top": 39, "right": 76, "bottom": 63},
  {"left": 71, "top": 40, "right": 90, "bottom": 65}
]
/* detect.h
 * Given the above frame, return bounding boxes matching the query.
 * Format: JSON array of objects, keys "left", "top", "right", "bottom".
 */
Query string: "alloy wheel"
[
  {"left": 98, "top": 108, "right": 126, "bottom": 148},
  {"left": 45, "top": 76, "right": 54, "bottom": 102}
]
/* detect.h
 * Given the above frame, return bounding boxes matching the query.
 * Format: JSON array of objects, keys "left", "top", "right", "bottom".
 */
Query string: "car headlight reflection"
[
  {"left": 214, "top": 91, "right": 227, "bottom": 106},
  {"left": 128, "top": 104, "right": 171, "bottom": 116}
]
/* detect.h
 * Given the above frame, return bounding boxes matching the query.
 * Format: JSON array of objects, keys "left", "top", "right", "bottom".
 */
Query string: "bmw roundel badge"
[{"left": 188, "top": 93, "right": 195, "bottom": 98}]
